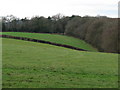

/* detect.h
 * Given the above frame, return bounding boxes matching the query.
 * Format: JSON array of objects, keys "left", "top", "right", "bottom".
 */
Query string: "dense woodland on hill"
[{"left": 2, "top": 14, "right": 119, "bottom": 53}]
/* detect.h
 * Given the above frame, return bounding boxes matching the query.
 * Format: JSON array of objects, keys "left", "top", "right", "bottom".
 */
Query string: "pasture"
[
  {"left": 2, "top": 38, "right": 118, "bottom": 88},
  {"left": 1, "top": 32, "right": 97, "bottom": 51}
]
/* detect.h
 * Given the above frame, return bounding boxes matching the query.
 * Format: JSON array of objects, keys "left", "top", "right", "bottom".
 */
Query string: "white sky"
[{"left": 0, "top": 0, "right": 119, "bottom": 18}]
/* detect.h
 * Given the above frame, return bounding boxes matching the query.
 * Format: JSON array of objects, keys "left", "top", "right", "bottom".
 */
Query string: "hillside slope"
[
  {"left": 2, "top": 38, "right": 118, "bottom": 88},
  {"left": 1, "top": 32, "right": 97, "bottom": 51}
]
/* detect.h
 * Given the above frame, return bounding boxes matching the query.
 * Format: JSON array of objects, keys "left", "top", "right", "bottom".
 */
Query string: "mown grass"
[
  {"left": 2, "top": 38, "right": 118, "bottom": 88},
  {"left": 1, "top": 32, "right": 97, "bottom": 51}
]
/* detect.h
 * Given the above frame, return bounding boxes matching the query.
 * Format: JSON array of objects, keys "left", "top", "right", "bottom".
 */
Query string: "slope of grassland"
[
  {"left": 1, "top": 32, "right": 97, "bottom": 51},
  {"left": 2, "top": 38, "right": 118, "bottom": 88}
]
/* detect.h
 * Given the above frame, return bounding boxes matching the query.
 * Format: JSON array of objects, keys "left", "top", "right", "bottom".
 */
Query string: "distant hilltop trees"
[{"left": 2, "top": 14, "right": 119, "bottom": 53}]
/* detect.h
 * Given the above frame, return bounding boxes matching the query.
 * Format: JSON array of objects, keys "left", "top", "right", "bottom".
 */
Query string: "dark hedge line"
[{"left": 1, "top": 35, "right": 87, "bottom": 51}]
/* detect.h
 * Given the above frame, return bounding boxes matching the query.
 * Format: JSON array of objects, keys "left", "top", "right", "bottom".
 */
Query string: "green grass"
[
  {"left": 2, "top": 38, "right": 118, "bottom": 88},
  {"left": 1, "top": 32, "right": 97, "bottom": 51}
]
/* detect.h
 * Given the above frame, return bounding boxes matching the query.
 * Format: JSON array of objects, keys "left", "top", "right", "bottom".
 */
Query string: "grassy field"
[
  {"left": 1, "top": 32, "right": 97, "bottom": 51},
  {"left": 2, "top": 38, "right": 118, "bottom": 88}
]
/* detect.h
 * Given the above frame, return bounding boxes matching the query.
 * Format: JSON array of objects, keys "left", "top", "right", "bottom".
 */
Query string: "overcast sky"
[{"left": 0, "top": 0, "right": 119, "bottom": 18}]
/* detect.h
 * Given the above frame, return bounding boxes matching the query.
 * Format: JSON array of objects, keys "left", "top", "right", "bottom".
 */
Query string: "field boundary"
[{"left": 1, "top": 35, "right": 87, "bottom": 51}]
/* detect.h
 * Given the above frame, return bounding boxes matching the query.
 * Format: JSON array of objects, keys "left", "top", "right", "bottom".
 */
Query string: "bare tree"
[{"left": 51, "top": 13, "right": 65, "bottom": 21}]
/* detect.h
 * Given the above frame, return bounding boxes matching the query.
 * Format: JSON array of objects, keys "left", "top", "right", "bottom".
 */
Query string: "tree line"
[{"left": 2, "top": 14, "right": 119, "bottom": 53}]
